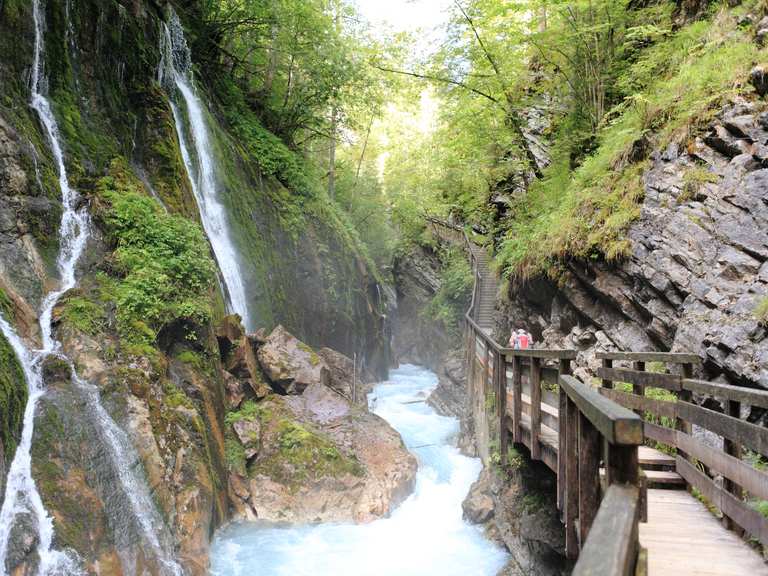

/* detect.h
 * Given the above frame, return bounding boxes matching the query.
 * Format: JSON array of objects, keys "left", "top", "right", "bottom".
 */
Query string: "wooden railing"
[
  {"left": 464, "top": 316, "right": 644, "bottom": 574},
  {"left": 560, "top": 374, "right": 643, "bottom": 573},
  {"left": 597, "top": 351, "right": 768, "bottom": 548}
]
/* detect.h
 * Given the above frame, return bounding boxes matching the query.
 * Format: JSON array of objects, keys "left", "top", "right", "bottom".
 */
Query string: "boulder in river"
[
  {"left": 257, "top": 325, "right": 330, "bottom": 395},
  {"left": 228, "top": 328, "right": 417, "bottom": 524}
]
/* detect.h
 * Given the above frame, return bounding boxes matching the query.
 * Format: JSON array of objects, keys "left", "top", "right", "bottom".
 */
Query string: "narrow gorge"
[{"left": 1, "top": 0, "right": 767, "bottom": 575}]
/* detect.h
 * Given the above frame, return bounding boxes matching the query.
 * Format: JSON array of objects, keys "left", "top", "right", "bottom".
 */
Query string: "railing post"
[
  {"left": 632, "top": 361, "right": 645, "bottom": 418},
  {"left": 558, "top": 358, "right": 572, "bottom": 513},
  {"left": 565, "top": 395, "right": 579, "bottom": 560},
  {"left": 531, "top": 356, "right": 542, "bottom": 461},
  {"left": 499, "top": 353, "right": 509, "bottom": 466},
  {"left": 605, "top": 444, "right": 639, "bottom": 486},
  {"left": 578, "top": 413, "right": 601, "bottom": 547},
  {"left": 723, "top": 398, "right": 744, "bottom": 534},
  {"left": 677, "top": 362, "right": 694, "bottom": 463},
  {"left": 482, "top": 339, "right": 491, "bottom": 406},
  {"left": 601, "top": 358, "right": 614, "bottom": 389},
  {"left": 512, "top": 355, "right": 522, "bottom": 443}
]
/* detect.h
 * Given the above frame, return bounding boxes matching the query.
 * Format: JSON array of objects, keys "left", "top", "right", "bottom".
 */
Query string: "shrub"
[{"left": 96, "top": 160, "right": 216, "bottom": 344}]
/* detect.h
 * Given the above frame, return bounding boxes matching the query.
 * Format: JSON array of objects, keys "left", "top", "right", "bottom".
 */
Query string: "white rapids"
[
  {"left": 0, "top": 2, "right": 184, "bottom": 574},
  {"left": 209, "top": 364, "right": 509, "bottom": 576},
  {"left": 158, "top": 10, "right": 252, "bottom": 331}
]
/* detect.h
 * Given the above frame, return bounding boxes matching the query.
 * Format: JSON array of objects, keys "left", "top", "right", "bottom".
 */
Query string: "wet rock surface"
[
  {"left": 499, "top": 97, "right": 768, "bottom": 391},
  {"left": 392, "top": 244, "right": 454, "bottom": 368},
  {"left": 227, "top": 326, "right": 417, "bottom": 525},
  {"left": 463, "top": 466, "right": 567, "bottom": 576}
]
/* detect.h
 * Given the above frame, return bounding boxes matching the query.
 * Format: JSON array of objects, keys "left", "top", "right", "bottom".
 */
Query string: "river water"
[{"left": 209, "top": 364, "right": 509, "bottom": 576}]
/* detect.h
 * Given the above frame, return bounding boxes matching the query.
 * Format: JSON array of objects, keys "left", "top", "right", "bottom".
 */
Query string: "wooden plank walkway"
[
  {"left": 434, "top": 213, "right": 768, "bottom": 574},
  {"left": 641, "top": 489, "right": 768, "bottom": 575},
  {"left": 515, "top": 410, "right": 767, "bottom": 573}
]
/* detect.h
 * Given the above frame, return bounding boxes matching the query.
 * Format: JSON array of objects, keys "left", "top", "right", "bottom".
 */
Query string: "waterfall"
[
  {"left": 0, "top": 2, "right": 184, "bottom": 574},
  {"left": 158, "top": 11, "right": 252, "bottom": 330}
]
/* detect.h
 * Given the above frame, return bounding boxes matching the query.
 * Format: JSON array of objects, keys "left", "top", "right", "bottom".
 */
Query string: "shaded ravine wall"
[{"left": 0, "top": 0, "right": 389, "bottom": 572}]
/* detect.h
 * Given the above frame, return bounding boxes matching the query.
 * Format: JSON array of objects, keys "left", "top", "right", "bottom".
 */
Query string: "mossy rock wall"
[
  {"left": 0, "top": 0, "right": 389, "bottom": 571},
  {"left": 0, "top": 328, "right": 27, "bottom": 503}
]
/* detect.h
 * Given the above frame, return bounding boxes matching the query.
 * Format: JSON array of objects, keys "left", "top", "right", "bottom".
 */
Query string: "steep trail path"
[
  {"left": 468, "top": 243, "right": 498, "bottom": 337},
  {"left": 424, "top": 217, "right": 498, "bottom": 337}
]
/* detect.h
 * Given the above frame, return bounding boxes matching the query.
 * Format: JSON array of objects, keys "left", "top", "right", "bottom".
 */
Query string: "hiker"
[
  {"left": 516, "top": 329, "right": 531, "bottom": 349},
  {"left": 508, "top": 328, "right": 531, "bottom": 349}
]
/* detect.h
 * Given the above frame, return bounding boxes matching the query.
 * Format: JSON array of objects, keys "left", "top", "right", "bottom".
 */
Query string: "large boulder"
[
  {"left": 228, "top": 384, "right": 417, "bottom": 524},
  {"left": 256, "top": 325, "right": 330, "bottom": 394}
]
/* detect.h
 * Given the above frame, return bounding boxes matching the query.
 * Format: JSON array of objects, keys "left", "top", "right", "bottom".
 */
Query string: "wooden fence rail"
[
  {"left": 430, "top": 215, "right": 768, "bottom": 574},
  {"left": 597, "top": 352, "right": 768, "bottom": 547}
]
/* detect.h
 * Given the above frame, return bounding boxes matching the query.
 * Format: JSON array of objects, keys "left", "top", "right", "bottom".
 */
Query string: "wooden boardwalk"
[
  {"left": 428, "top": 215, "right": 768, "bottom": 575},
  {"left": 641, "top": 489, "right": 768, "bottom": 576}
]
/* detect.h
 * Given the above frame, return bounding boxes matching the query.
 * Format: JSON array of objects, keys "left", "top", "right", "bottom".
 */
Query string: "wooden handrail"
[
  {"left": 559, "top": 375, "right": 643, "bottom": 445},
  {"left": 595, "top": 351, "right": 700, "bottom": 363},
  {"left": 683, "top": 378, "right": 768, "bottom": 409},
  {"left": 572, "top": 485, "right": 641, "bottom": 576},
  {"left": 599, "top": 356, "right": 768, "bottom": 546}
]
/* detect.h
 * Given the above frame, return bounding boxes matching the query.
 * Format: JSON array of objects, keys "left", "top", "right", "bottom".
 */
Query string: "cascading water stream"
[
  {"left": 210, "top": 365, "right": 509, "bottom": 576},
  {"left": 0, "top": 2, "right": 184, "bottom": 574},
  {"left": 158, "top": 11, "right": 252, "bottom": 330}
]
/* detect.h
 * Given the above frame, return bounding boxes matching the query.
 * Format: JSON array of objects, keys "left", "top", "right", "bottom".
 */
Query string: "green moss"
[
  {"left": 496, "top": 8, "right": 763, "bottom": 278},
  {"left": 755, "top": 297, "right": 768, "bottom": 325},
  {"left": 0, "top": 288, "right": 13, "bottom": 320},
  {"left": 425, "top": 246, "right": 473, "bottom": 334},
  {"left": 227, "top": 399, "right": 364, "bottom": 488},
  {"left": 297, "top": 342, "right": 321, "bottom": 366},
  {"left": 0, "top": 330, "right": 27, "bottom": 462},
  {"left": 95, "top": 159, "right": 216, "bottom": 345},
  {"left": 58, "top": 295, "right": 106, "bottom": 335},
  {"left": 225, "top": 435, "right": 247, "bottom": 475},
  {"left": 522, "top": 492, "right": 546, "bottom": 514},
  {"left": 680, "top": 167, "right": 719, "bottom": 203},
  {"left": 252, "top": 417, "right": 364, "bottom": 489},
  {"left": 163, "top": 382, "right": 194, "bottom": 410}
]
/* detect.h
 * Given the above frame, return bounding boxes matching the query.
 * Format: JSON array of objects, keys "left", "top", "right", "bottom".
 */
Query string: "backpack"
[{"left": 518, "top": 334, "right": 530, "bottom": 349}]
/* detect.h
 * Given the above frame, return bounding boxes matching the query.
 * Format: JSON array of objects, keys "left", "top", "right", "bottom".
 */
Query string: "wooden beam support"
[
  {"left": 631, "top": 361, "right": 645, "bottom": 418},
  {"left": 499, "top": 353, "right": 509, "bottom": 466},
  {"left": 683, "top": 379, "right": 768, "bottom": 409},
  {"left": 595, "top": 351, "right": 700, "bottom": 364},
  {"left": 579, "top": 412, "right": 601, "bottom": 546},
  {"left": 565, "top": 396, "right": 579, "bottom": 560},
  {"left": 558, "top": 358, "right": 571, "bottom": 513},
  {"left": 512, "top": 355, "right": 522, "bottom": 443},
  {"left": 601, "top": 358, "right": 614, "bottom": 390},
  {"left": 596, "top": 367, "right": 682, "bottom": 392},
  {"left": 531, "top": 357, "right": 542, "bottom": 461},
  {"left": 600, "top": 388, "right": 677, "bottom": 420},
  {"left": 678, "top": 401, "right": 768, "bottom": 457}
]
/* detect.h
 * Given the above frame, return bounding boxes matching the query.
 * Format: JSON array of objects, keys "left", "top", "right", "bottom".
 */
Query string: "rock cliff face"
[
  {"left": 0, "top": 1, "right": 391, "bottom": 573},
  {"left": 392, "top": 243, "right": 455, "bottom": 369},
  {"left": 498, "top": 96, "right": 768, "bottom": 397}
]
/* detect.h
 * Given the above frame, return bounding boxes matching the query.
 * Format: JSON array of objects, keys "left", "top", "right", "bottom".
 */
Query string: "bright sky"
[{"left": 355, "top": 0, "right": 452, "bottom": 40}]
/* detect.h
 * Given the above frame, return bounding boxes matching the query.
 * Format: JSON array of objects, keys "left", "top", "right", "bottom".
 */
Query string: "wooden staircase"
[{"left": 467, "top": 243, "right": 498, "bottom": 337}]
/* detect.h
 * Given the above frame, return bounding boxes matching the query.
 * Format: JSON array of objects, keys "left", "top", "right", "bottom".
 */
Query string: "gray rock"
[
  {"left": 256, "top": 325, "right": 330, "bottom": 395},
  {"left": 463, "top": 487, "right": 495, "bottom": 524},
  {"left": 232, "top": 418, "right": 261, "bottom": 459},
  {"left": 750, "top": 65, "right": 768, "bottom": 96}
]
